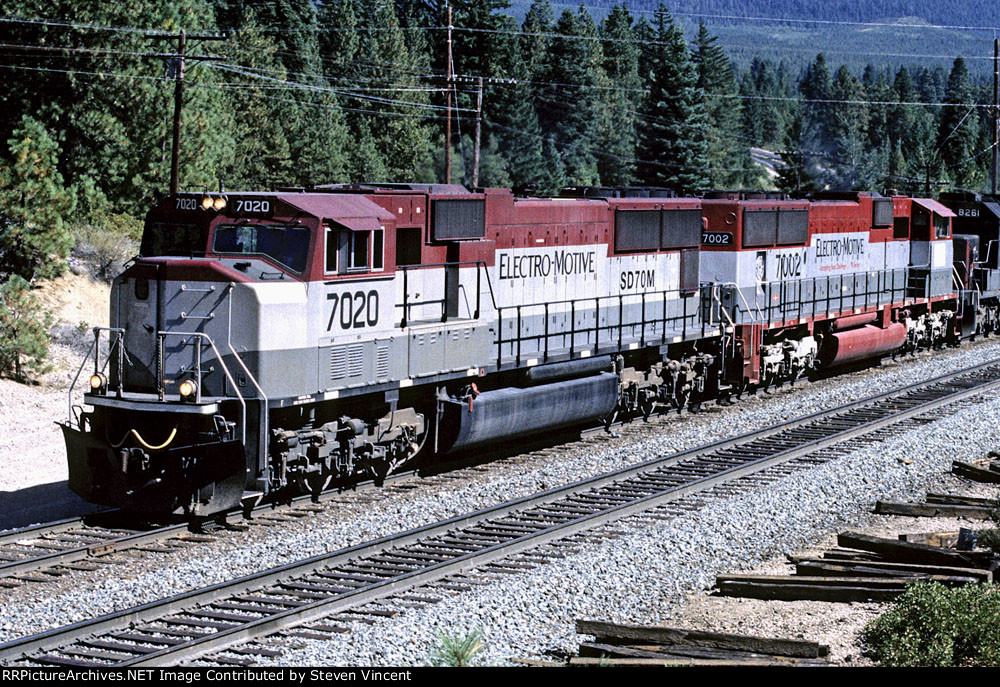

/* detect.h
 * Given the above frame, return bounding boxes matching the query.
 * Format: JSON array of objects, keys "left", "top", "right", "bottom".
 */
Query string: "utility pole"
[
  {"left": 992, "top": 37, "right": 998, "bottom": 195},
  {"left": 444, "top": 5, "right": 453, "bottom": 185},
  {"left": 473, "top": 77, "right": 483, "bottom": 187},
  {"left": 148, "top": 30, "right": 226, "bottom": 194}
]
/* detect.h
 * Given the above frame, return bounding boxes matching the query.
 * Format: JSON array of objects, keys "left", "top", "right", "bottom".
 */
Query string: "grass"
[{"left": 428, "top": 629, "right": 484, "bottom": 667}]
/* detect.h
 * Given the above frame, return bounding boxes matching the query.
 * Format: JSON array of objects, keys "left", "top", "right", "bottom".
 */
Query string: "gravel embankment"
[{"left": 2, "top": 340, "right": 1000, "bottom": 660}]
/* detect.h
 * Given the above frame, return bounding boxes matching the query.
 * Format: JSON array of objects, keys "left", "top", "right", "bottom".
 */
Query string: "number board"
[
  {"left": 171, "top": 195, "right": 274, "bottom": 217},
  {"left": 702, "top": 231, "right": 734, "bottom": 246},
  {"left": 231, "top": 198, "right": 273, "bottom": 217}
]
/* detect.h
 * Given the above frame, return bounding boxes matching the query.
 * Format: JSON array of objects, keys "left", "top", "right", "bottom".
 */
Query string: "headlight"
[
  {"left": 178, "top": 379, "right": 198, "bottom": 402},
  {"left": 200, "top": 195, "right": 214, "bottom": 210},
  {"left": 213, "top": 196, "right": 227, "bottom": 211},
  {"left": 89, "top": 372, "right": 107, "bottom": 395}
]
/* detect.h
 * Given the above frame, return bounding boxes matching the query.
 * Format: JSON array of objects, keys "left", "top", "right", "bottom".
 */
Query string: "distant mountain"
[
  {"left": 509, "top": 1, "right": 1000, "bottom": 26},
  {"left": 507, "top": 1, "right": 1000, "bottom": 75}
]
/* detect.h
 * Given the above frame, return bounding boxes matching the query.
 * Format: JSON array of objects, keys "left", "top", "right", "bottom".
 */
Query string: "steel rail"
[
  {"left": 4, "top": 357, "right": 1000, "bottom": 666},
  {"left": 0, "top": 468, "right": 423, "bottom": 584}
]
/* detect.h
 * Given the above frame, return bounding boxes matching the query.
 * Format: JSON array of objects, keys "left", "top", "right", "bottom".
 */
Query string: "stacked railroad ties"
[{"left": 715, "top": 456, "right": 1000, "bottom": 602}]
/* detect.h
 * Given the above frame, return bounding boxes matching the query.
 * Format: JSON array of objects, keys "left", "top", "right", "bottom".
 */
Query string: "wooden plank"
[
  {"left": 567, "top": 656, "right": 821, "bottom": 667},
  {"left": 837, "top": 531, "right": 994, "bottom": 568},
  {"left": 898, "top": 532, "right": 960, "bottom": 548},
  {"left": 509, "top": 658, "right": 563, "bottom": 667},
  {"left": 575, "top": 620, "right": 828, "bottom": 658},
  {"left": 874, "top": 501, "right": 996, "bottom": 519},
  {"left": 793, "top": 559, "right": 991, "bottom": 583},
  {"left": 717, "top": 574, "right": 915, "bottom": 589},
  {"left": 925, "top": 493, "right": 999, "bottom": 507},
  {"left": 579, "top": 642, "right": 825, "bottom": 665},
  {"left": 952, "top": 461, "right": 1000, "bottom": 484},
  {"left": 715, "top": 580, "right": 907, "bottom": 603}
]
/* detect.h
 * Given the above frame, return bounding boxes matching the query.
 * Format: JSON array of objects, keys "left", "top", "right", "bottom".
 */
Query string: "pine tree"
[
  {"left": 799, "top": 53, "right": 834, "bottom": 164},
  {"left": 0, "top": 116, "right": 76, "bottom": 280},
  {"left": 829, "top": 65, "right": 871, "bottom": 188},
  {"left": 0, "top": 275, "right": 54, "bottom": 381},
  {"left": 536, "top": 9, "right": 604, "bottom": 187},
  {"left": 597, "top": 3, "right": 640, "bottom": 186},
  {"left": 938, "top": 56, "right": 982, "bottom": 189},
  {"left": 635, "top": 5, "right": 710, "bottom": 191},
  {"left": 692, "top": 22, "right": 744, "bottom": 187}
]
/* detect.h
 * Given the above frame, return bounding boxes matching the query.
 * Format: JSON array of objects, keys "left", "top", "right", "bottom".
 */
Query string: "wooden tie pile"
[
  {"left": 715, "top": 530, "right": 997, "bottom": 603},
  {"left": 560, "top": 620, "right": 831, "bottom": 666}
]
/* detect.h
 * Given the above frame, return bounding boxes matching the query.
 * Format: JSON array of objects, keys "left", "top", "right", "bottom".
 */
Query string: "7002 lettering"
[{"left": 327, "top": 290, "right": 379, "bottom": 330}]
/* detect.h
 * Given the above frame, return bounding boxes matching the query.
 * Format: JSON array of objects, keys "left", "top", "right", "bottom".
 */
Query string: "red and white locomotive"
[{"left": 61, "top": 184, "right": 974, "bottom": 515}]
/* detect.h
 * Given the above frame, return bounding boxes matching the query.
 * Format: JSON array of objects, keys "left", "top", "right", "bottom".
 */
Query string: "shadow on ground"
[{"left": 0, "top": 481, "right": 99, "bottom": 530}]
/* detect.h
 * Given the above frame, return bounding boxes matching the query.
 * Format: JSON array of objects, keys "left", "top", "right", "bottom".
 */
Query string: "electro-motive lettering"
[
  {"left": 498, "top": 249, "right": 596, "bottom": 280},
  {"left": 815, "top": 236, "right": 866, "bottom": 259},
  {"left": 327, "top": 290, "right": 379, "bottom": 330}
]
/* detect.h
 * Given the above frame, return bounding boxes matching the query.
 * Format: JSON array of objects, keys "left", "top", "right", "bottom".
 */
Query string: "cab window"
[{"left": 326, "top": 226, "right": 384, "bottom": 274}]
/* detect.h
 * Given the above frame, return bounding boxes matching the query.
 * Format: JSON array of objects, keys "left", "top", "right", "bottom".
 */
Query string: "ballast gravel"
[
  {"left": 251, "top": 397, "right": 1000, "bottom": 666},
  {"left": 2, "top": 340, "right": 1000, "bottom": 661}
]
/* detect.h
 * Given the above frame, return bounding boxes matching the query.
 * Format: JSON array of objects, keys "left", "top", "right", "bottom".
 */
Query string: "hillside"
[{"left": 510, "top": 1, "right": 1000, "bottom": 74}]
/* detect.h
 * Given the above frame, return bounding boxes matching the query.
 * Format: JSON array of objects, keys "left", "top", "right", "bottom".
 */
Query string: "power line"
[{"left": 208, "top": 62, "right": 476, "bottom": 113}]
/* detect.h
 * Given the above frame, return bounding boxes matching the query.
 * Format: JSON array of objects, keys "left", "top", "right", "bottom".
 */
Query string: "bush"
[
  {"left": 0, "top": 275, "right": 54, "bottom": 381},
  {"left": 428, "top": 629, "right": 484, "bottom": 667},
  {"left": 72, "top": 213, "right": 141, "bottom": 282},
  {"left": 978, "top": 528, "right": 1000, "bottom": 556},
  {"left": 861, "top": 582, "right": 1000, "bottom": 667}
]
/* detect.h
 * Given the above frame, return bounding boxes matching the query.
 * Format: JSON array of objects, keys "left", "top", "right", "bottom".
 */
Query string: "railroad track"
[
  {"left": 1, "top": 343, "right": 989, "bottom": 589},
  {"left": 0, "top": 344, "right": 973, "bottom": 588},
  {"left": 0, "top": 472, "right": 432, "bottom": 589},
  {"left": 3, "top": 357, "right": 999, "bottom": 668}
]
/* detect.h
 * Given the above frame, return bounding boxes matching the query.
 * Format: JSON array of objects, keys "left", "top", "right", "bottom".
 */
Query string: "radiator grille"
[
  {"left": 375, "top": 345, "right": 389, "bottom": 379},
  {"left": 330, "top": 346, "right": 348, "bottom": 380},
  {"left": 348, "top": 344, "right": 364, "bottom": 377}
]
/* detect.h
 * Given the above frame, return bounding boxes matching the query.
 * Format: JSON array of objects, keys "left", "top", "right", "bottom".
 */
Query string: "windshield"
[
  {"left": 213, "top": 223, "right": 310, "bottom": 273},
  {"left": 141, "top": 222, "right": 205, "bottom": 257}
]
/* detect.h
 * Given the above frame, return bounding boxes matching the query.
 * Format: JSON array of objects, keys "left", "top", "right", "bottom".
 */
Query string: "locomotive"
[{"left": 59, "top": 183, "right": 990, "bottom": 516}]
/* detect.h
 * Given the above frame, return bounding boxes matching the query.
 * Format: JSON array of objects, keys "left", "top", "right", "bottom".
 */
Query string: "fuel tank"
[
  {"left": 437, "top": 372, "right": 619, "bottom": 452},
  {"left": 820, "top": 323, "right": 907, "bottom": 367}
]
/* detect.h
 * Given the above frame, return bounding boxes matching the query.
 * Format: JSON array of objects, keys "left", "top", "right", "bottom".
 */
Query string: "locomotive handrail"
[
  {"left": 156, "top": 331, "right": 247, "bottom": 445},
  {"left": 493, "top": 286, "right": 707, "bottom": 367},
  {"left": 397, "top": 260, "right": 496, "bottom": 327},
  {"left": 66, "top": 327, "right": 126, "bottom": 425},
  {"left": 718, "top": 281, "right": 762, "bottom": 322},
  {"left": 226, "top": 283, "right": 268, "bottom": 457}
]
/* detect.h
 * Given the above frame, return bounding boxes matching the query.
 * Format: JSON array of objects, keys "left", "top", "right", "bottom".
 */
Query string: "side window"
[
  {"left": 934, "top": 215, "right": 949, "bottom": 239},
  {"left": 397, "top": 227, "right": 422, "bottom": 266},
  {"left": 348, "top": 230, "right": 370, "bottom": 270},
  {"left": 372, "top": 228, "right": 384, "bottom": 271},
  {"left": 325, "top": 225, "right": 338, "bottom": 273},
  {"left": 893, "top": 216, "right": 909, "bottom": 240}
]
